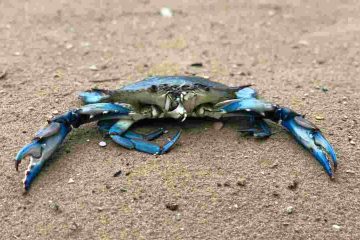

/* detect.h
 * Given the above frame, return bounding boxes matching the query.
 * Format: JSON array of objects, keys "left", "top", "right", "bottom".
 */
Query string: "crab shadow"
[{"left": 28, "top": 117, "right": 280, "bottom": 191}]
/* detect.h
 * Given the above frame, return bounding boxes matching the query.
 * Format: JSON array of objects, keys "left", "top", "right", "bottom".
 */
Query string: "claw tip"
[{"left": 23, "top": 179, "right": 31, "bottom": 191}]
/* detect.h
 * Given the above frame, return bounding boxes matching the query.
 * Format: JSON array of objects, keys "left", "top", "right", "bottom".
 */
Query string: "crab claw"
[
  {"left": 15, "top": 122, "right": 71, "bottom": 191},
  {"left": 278, "top": 108, "right": 337, "bottom": 178}
]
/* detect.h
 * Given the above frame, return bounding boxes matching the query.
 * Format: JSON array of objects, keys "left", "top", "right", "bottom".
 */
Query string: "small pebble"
[
  {"left": 65, "top": 43, "right": 73, "bottom": 49},
  {"left": 236, "top": 178, "right": 246, "bottom": 186},
  {"left": 165, "top": 203, "right": 179, "bottom": 211},
  {"left": 113, "top": 170, "right": 122, "bottom": 177},
  {"left": 160, "top": 7, "right": 173, "bottom": 17},
  {"left": 288, "top": 180, "right": 299, "bottom": 190},
  {"left": 175, "top": 213, "right": 181, "bottom": 221},
  {"left": 81, "top": 42, "right": 91, "bottom": 47},
  {"left": 272, "top": 191, "right": 280, "bottom": 197},
  {"left": 321, "top": 87, "right": 329, "bottom": 92},
  {"left": 99, "top": 141, "right": 107, "bottom": 147},
  {"left": 332, "top": 224, "right": 341, "bottom": 231},
  {"left": 270, "top": 162, "right": 278, "bottom": 169},
  {"left": 350, "top": 140, "right": 356, "bottom": 145},
  {"left": 89, "top": 65, "right": 98, "bottom": 71},
  {"left": 298, "top": 40, "right": 309, "bottom": 46},
  {"left": 213, "top": 121, "right": 224, "bottom": 130},
  {"left": 52, "top": 110, "right": 59, "bottom": 115},
  {"left": 315, "top": 116, "right": 325, "bottom": 120},
  {"left": 316, "top": 59, "right": 326, "bottom": 65},
  {"left": 69, "top": 222, "right": 79, "bottom": 231},
  {"left": 286, "top": 206, "right": 294, "bottom": 214},
  {"left": 239, "top": 71, "right": 251, "bottom": 76},
  {"left": 190, "top": 62, "right": 203, "bottom": 68},
  {"left": 268, "top": 10, "right": 276, "bottom": 16},
  {"left": 68, "top": 178, "right": 75, "bottom": 184},
  {"left": 232, "top": 63, "right": 243, "bottom": 68},
  {"left": 223, "top": 181, "right": 231, "bottom": 187},
  {"left": 345, "top": 170, "right": 355, "bottom": 174},
  {"left": 48, "top": 200, "right": 60, "bottom": 211}
]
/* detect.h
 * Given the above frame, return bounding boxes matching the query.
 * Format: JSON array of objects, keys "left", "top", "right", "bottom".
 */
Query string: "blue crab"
[{"left": 16, "top": 76, "right": 337, "bottom": 190}]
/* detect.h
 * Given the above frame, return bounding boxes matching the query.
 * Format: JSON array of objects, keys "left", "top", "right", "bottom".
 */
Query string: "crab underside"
[{"left": 16, "top": 76, "right": 337, "bottom": 191}]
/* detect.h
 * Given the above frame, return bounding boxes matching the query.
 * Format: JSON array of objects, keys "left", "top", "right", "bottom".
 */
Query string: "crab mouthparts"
[
  {"left": 167, "top": 103, "right": 187, "bottom": 121},
  {"left": 164, "top": 92, "right": 189, "bottom": 121}
]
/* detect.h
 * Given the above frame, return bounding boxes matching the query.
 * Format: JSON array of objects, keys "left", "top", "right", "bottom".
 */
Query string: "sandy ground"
[{"left": 1, "top": 0, "right": 360, "bottom": 239}]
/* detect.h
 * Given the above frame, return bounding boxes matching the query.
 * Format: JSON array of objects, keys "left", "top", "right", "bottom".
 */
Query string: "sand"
[{"left": 1, "top": 0, "right": 359, "bottom": 239}]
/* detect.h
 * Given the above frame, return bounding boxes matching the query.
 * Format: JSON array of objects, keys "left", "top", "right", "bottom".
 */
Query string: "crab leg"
[
  {"left": 97, "top": 120, "right": 166, "bottom": 141},
  {"left": 108, "top": 120, "right": 181, "bottom": 155},
  {"left": 217, "top": 87, "right": 337, "bottom": 178},
  {"left": 124, "top": 128, "right": 166, "bottom": 141},
  {"left": 15, "top": 103, "right": 131, "bottom": 190},
  {"left": 237, "top": 116, "right": 272, "bottom": 138}
]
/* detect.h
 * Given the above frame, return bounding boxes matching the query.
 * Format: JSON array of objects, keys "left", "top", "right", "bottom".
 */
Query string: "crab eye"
[{"left": 150, "top": 85, "right": 157, "bottom": 92}]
